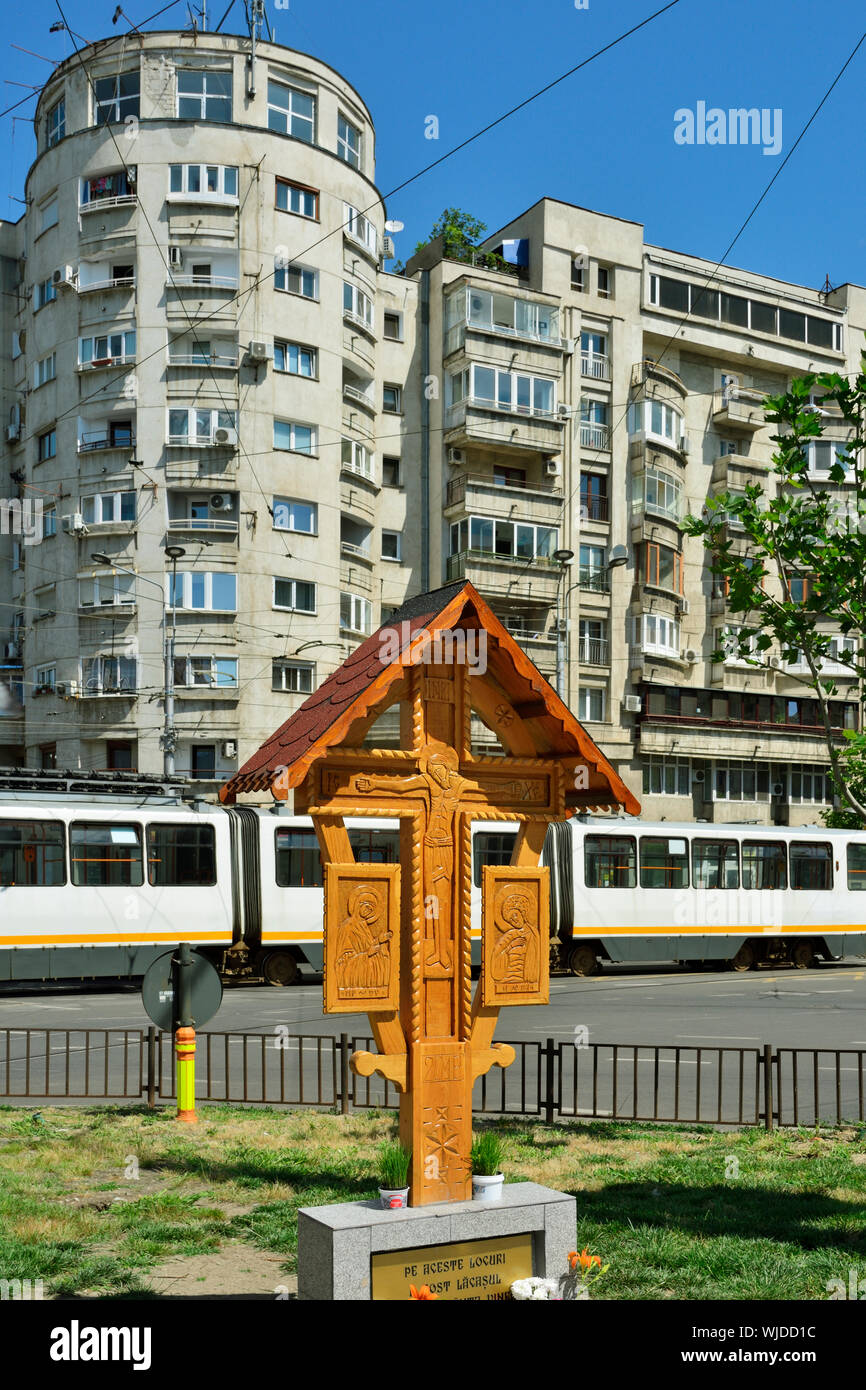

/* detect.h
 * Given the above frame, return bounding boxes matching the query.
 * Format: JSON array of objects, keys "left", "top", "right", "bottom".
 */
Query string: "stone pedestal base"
[{"left": 297, "top": 1182, "right": 576, "bottom": 1301}]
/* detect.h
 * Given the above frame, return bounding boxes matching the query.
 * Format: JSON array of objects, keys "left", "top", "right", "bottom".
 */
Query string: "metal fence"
[{"left": 2, "top": 1028, "right": 866, "bottom": 1130}]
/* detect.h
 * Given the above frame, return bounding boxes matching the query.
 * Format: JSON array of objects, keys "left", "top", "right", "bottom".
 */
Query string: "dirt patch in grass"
[{"left": 141, "top": 1243, "right": 294, "bottom": 1300}]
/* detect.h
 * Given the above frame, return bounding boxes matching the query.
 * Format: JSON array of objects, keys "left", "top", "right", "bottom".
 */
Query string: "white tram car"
[{"left": 1, "top": 772, "right": 864, "bottom": 983}]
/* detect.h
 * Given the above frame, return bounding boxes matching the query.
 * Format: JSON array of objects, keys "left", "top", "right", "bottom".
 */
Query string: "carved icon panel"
[
  {"left": 480, "top": 866, "right": 550, "bottom": 1007},
  {"left": 324, "top": 863, "right": 401, "bottom": 1014}
]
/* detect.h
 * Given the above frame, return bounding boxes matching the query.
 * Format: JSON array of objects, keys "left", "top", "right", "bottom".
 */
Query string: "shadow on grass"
[
  {"left": 150, "top": 1152, "right": 377, "bottom": 1200},
  {"left": 573, "top": 1180, "right": 866, "bottom": 1254}
]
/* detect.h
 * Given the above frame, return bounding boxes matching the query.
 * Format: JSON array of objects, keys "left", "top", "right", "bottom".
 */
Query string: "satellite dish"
[{"left": 384, "top": 220, "right": 404, "bottom": 233}]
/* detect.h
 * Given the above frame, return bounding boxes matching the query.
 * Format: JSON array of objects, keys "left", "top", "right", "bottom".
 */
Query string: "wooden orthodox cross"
[{"left": 220, "top": 582, "right": 639, "bottom": 1207}]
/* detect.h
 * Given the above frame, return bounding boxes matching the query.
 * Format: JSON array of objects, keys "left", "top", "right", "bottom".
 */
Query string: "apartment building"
[
  {"left": 1, "top": 28, "right": 863, "bottom": 823},
  {"left": 0, "top": 29, "right": 418, "bottom": 782}
]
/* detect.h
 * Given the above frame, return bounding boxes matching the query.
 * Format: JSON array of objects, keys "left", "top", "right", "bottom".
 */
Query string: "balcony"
[
  {"left": 579, "top": 423, "right": 612, "bottom": 451},
  {"left": 581, "top": 353, "right": 610, "bottom": 381},
  {"left": 167, "top": 274, "right": 239, "bottom": 292},
  {"left": 343, "top": 308, "right": 376, "bottom": 341},
  {"left": 78, "top": 429, "right": 135, "bottom": 454},
  {"left": 578, "top": 569, "right": 610, "bottom": 595},
  {"left": 79, "top": 601, "right": 137, "bottom": 618},
  {"left": 344, "top": 216, "right": 378, "bottom": 260},
  {"left": 712, "top": 387, "right": 767, "bottom": 432},
  {"left": 577, "top": 637, "right": 609, "bottom": 666},
  {"left": 711, "top": 451, "right": 770, "bottom": 487},
  {"left": 579, "top": 493, "right": 609, "bottom": 523},
  {"left": 630, "top": 360, "right": 688, "bottom": 399},
  {"left": 343, "top": 381, "right": 376, "bottom": 414},
  {"left": 446, "top": 550, "right": 561, "bottom": 602},
  {"left": 77, "top": 275, "right": 135, "bottom": 295},
  {"left": 445, "top": 474, "right": 563, "bottom": 524},
  {"left": 77, "top": 354, "right": 135, "bottom": 373},
  {"left": 340, "top": 541, "right": 373, "bottom": 563},
  {"left": 167, "top": 518, "right": 239, "bottom": 538},
  {"left": 447, "top": 399, "right": 565, "bottom": 456},
  {"left": 80, "top": 194, "right": 137, "bottom": 215},
  {"left": 168, "top": 351, "right": 239, "bottom": 370}
]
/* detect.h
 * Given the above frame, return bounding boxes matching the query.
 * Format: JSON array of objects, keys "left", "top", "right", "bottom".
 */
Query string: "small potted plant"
[
  {"left": 377, "top": 1140, "right": 412, "bottom": 1210},
  {"left": 471, "top": 1131, "right": 504, "bottom": 1202}
]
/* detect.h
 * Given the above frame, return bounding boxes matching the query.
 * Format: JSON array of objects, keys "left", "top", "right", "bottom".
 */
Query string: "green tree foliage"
[
  {"left": 414, "top": 208, "right": 507, "bottom": 271},
  {"left": 683, "top": 350, "right": 866, "bottom": 823}
]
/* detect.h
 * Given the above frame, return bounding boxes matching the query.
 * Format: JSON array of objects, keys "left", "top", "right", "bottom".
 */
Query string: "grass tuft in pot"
[
  {"left": 378, "top": 1140, "right": 412, "bottom": 1189},
  {"left": 471, "top": 1131, "right": 504, "bottom": 1177}
]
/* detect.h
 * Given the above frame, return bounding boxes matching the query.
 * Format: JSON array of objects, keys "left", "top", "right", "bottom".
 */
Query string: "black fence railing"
[{"left": 2, "top": 1029, "right": 866, "bottom": 1130}]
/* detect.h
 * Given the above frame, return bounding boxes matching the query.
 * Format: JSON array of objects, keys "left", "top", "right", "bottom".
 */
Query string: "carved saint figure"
[
  {"left": 490, "top": 887, "right": 539, "bottom": 989},
  {"left": 335, "top": 884, "right": 391, "bottom": 994}
]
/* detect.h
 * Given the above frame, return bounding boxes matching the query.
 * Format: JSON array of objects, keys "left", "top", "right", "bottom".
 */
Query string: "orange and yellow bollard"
[{"left": 175, "top": 1025, "right": 197, "bottom": 1123}]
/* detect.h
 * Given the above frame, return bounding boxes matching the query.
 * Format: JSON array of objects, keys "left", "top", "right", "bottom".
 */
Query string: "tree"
[
  {"left": 414, "top": 208, "right": 506, "bottom": 271},
  {"left": 682, "top": 348, "right": 866, "bottom": 822}
]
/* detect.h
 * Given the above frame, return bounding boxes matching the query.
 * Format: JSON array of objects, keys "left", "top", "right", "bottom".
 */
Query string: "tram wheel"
[
  {"left": 729, "top": 943, "right": 755, "bottom": 972},
  {"left": 791, "top": 941, "right": 817, "bottom": 970},
  {"left": 262, "top": 951, "right": 299, "bottom": 987},
  {"left": 568, "top": 944, "right": 598, "bottom": 977}
]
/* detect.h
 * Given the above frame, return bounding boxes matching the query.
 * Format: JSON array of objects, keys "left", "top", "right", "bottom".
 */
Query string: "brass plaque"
[
  {"left": 371, "top": 1233, "right": 533, "bottom": 1301},
  {"left": 481, "top": 866, "right": 550, "bottom": 1007},
  {"left": 323, "top": 864, "right": 401, "bottom": 1014}
]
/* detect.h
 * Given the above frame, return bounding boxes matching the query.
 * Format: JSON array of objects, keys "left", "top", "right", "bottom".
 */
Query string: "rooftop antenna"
[
  {"left": 819, "top": 272, "right": 835, "bottom": 301},
  {"left": 245, "top": 0, "right": 266, "bottom": 97}
]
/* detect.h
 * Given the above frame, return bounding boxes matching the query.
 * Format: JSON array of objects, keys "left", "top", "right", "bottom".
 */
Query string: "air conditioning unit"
[
  {"left": 678, "top": 598, "right": 690, "bottom": 615},
  {"left": 4, "top": 641, "right": 20, "bottom": 660},
  {"left": 769, "top": 655, "right": 781, "bottom": 668},
  {"left": 382, "top": 235, "right": 395, "bottom": 260},
  {"left": 168, "top": 245, "right": 183, "bottom": 268},
  {"left": 545, "top": 458, "right": 561, "bottom": 476},
  {"left": 693, "top": 768, "right": 706, "bottom": 784},
  {"left": 213, "top": 427, "right": 238, "bottom": 447},
  {"left": 562, "top": 338, "right": 575, "bottom": 355},
  {"left": 221, "top": 740, "right": 237, "bottom": 759},
  {"left": 447, "top": 447, "right": 464, "bottom": 466},
  {"left": 557, "top": 403, "right": 572, "bottom": 417},
  {"left": 623, "top": 695, "right": 642, "bottom": 713},
  {"left": 684, "top": 648, "right": 700, "bottom": 664},
  {"left": 61, "top": 513, "right": 87, "bottom": 534},
  {"left": 679, "top": 434, "right": 690, "bottom": 454},
  {"left": 248, "top": 340, "right": 272, "bottom": 363},
  {"left": 772, "top": 782, "right": 786, "bottom": 797},
  {"left": 209, "top": 493, "right": 233, "bottom": 512},
  {"left": 52, "top": 264, "right": 76, "bottom": 288},
  {"left": 56, "top": 680, "right": 78, "bottom": 698},
  {"left": 6, "top": 423, "right": 20, "bottom": 443}
]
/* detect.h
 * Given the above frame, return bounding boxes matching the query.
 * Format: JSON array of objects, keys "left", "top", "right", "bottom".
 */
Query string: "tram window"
[
  {"left": 692, "top": 840, "right": 739, "bottom": 889},
  {"left": 585, "top": 835, "right": 637, "bottom": 888},
  {"left": 348, "top": 829, "right": 400, "bottom": 864},
  {"left": 0, "top": 819, "right": 65, "bottom": 886},
  {"left": 473, "top": 832, "right": 517, "bottom": 886},
  {"left": 790, "top": 842, "right": 832, "bottom": 890},
  {"left": 742, "top": 841, "right": 787, "bottom": 890},
  {"left": 847, "top": 843, "right": 866, "bottom": 889},
  {"left": 640, "top": 837, "right": 689, "bottom": 888},
  {"left": 147, "top": 823, "right": 216, "bottom": 886},
  {"left": 70, "top": 822, "right": 143, "bottom": 887},
  {"left": 275, "top": 828, "right": 322, "bottom": 887}
]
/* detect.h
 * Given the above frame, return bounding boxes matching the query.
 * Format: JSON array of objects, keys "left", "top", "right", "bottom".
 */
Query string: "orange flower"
[
  {"left": 409, "top": 1284, "right": 437, "bottom": 1300},
  {"left": 573, "top": 1247, "right": 602, "bottom": 1272}
]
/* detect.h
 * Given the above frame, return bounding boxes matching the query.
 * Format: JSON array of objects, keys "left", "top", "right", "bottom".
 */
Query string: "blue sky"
[{"left": 3, "top": 0, "right": 865, "bottom": 291}]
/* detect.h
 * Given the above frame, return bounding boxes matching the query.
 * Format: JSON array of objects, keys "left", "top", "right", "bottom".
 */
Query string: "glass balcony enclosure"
[{"left": 444, "top": 286, "right": 559, "bottom": 354}]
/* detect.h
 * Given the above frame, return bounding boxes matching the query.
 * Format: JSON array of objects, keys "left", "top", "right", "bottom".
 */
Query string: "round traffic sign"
[{"left": 141, "top": 947, "right": 222, "bottom": 1030}]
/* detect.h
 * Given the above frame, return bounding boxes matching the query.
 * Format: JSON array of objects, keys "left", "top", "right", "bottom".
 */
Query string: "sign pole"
[{"left": 174, "top": 942, "right": 197, "bottom": 1124}]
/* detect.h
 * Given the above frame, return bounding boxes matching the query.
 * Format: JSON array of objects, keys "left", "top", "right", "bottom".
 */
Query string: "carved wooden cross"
[{"left": 309, "top": 660, "right": 553, "bottom": 1205}]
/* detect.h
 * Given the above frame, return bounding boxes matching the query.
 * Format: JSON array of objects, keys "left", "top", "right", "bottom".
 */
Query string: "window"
[
  {"left": 579, "top": 543, "right": 607, "bottom": 591},
  {"left": 450, "top": 365, "right": 556, "bottom": 417},
  {"left": 34, "top": 354, "right": 56, "bottom": 388},
  {"left": 571, "top": 260, "right": 585, "bottom": 291},
  {"left": 717, "top": 625, "right": 759, "bottom": 666},
  {"left": 788, "top": 764, "right": 833, "bottom": 804},
  {"left": 79, "top": 330, "right": 136, "bottom": 365},
  {"left": 37, "top": 430, "right": 57, "bottom": 461},
  {"left": 274, "top": 420, "right": 316, "bottom": 455},
  {"left": 39, "top": 198, "right": 58, "bottom": 233},
  {"left": 449, "top": 516, "right": 558, "bottom": 564},
  {"left": 79, "top": 572, "right": 135, "bottom": 609},
  {"left": 177, "top": 68, "right": 232, "bottom": 122},
  {"left": 43, "top": 508, "right": 56, "bottom": 538},
  {"left": 275, "top": 827, "right": 322, "bottom": 887},
  {"left": 577, "top": 687, "right": 605, "bottom": 721},
  {"left": 173, "top": 655, "right": 238, "bottom": 688},
  {"left": 790, "top": 842, "right": 832, "bottom": 891},
  {"left": 643, "top": 542, "right": 684, "bottom": 594},
  {"left": 81, "top": 492, "right": 136, "bottom": 525},
  {"left": 597, "top": 265, "right": 612, "bottom": 297},
  {"left": 272, "top": 660, "right": 315, "bottom": 694},
  {"left": 273, "top": 577, "right": 316, "bottom": 613},
  {"left": 344, "top": 204, "right": 377, "bottom": 255},
  {"left": 93, "top": 70, "right": 140, "bottom": 123},
  {"left": 638, "top": 614, "right": 681, "bottom": 657},
  {"left": 640, "top": 836, "right": 689, "bottom": 888},
  {"left": 81, "top": 170, "right": 135, "bottom": 204},
  {"left": 167, "top": 408, "right": 236, "bottom": 444},
  {"left": 713, "top": 761, "right": 771, "bottom": 803},
  {"left": 82, "top": 655, "right": 136, "bottom": 694},
  {"left": 341, "top": 438, "right": 374, "bottom": 480},
  {"left": 382, "top": 457, "right": 400, "bottom": 488},
  {"left": 337, "top": 114, "right": 361, "bottom": 167},
  {"left": 168, "top": 164, "right": 238, "bottom": 198},
  {"left": 40, "top": 745, "right": 57, "bottom": 771},
  {"left": 107, "top": 741, "right": 135, "bottom": 771},
  {"left": 274, "top": 341, "right": 317, "bottom": 377},
  {"left": 275, "top": 260, "right": 318, "bottom": 298},
  {"left": 382, "top": 530, "right": 401, "bottom": 562},
  {"left": 350, "top": 829, "right": 401, "bottom": 864},
  {"left": 340, "top": 592, "right": 372, "bottom": 635},
  {"left": 35, "top": 666, "right": 56, "bottom": 692},
  {"left": 384, "top": 312, "right": 402, "bottom": 341},
  {"left": 276, "top": 178, "right": 318, "bottom": 218},
  {"left": 0, "top": 820, "right": 65, "bottom": 886},
  {"left": 168, "top": 572, "right": 237, "bottom": 612},
  {"left": 35, "top": 278, "right": 57, "bottom": 311},
  {"left": 146, "top": 823, "right": 216, "bottom": 886},
  {"left": 742, "top": 841, "right": 787, "bottom": 890},
  {"left": 343, "top": 282, "right": 374, "bottom": 329},
  {"left": 472, "top": 831, "right": 518, "bottom": 886},
  {"left": 71, "top": 822, "right": 142, "bottom": 887},
  {"left": 273, "top": 497, "right": 317, "bottom": 534},
  {"left": 267, "top": 79, "right": 315, "bottom": 141},
  {"left": 692, "top": 840, "right": 739, "bottom": 889},
  {"left": 847, "top": 843, "right": 866, "bottom": 891},
  {"left": 46, "top": 99, "right": 65, "bottom": 148},
  {"left": 383, "top": 384, "right": 402, "bottom": 413},
  {"left": 191, "top": 745, "right": 216, "bottom": 778},
  {"left": 641, "top": 467, "right": 682, "bottom": 521},
  {"left": 584, "top": 835, "right": 637, "bottom": 888},
  {"left": 627, "top": 399, "right": 683, "bottom": 444},
  {"left": 641, "top": 755, "right": 691, "bottom": 796}
]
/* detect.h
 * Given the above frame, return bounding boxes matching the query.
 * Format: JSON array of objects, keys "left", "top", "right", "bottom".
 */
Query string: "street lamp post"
[
  {"left": 553, "top": 549, "right": 575, "bottom": 697},
  {"left": 92, "top": 547, "right": 186, "bottom": 777}
]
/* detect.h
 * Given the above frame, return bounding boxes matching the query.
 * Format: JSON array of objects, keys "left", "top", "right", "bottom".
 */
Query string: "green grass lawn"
[{"left": 0, "top": 1105, "right": 864, "bottom": 1299}]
